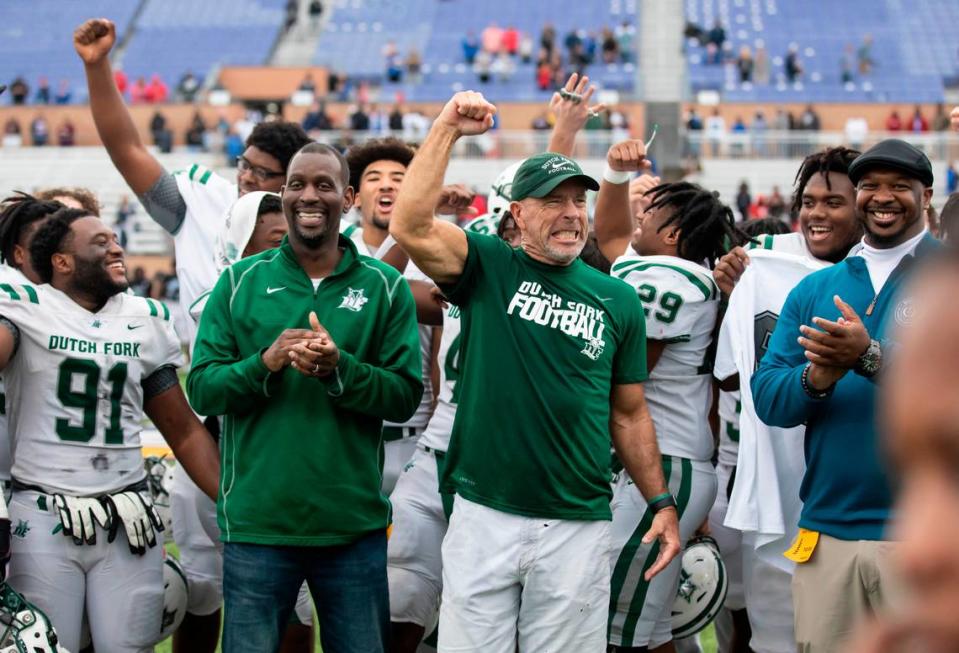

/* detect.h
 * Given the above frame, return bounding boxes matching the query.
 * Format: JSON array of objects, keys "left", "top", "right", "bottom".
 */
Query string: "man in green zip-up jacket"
[{"left": 188, "top": 142, "right": 423, "bottom": 653}]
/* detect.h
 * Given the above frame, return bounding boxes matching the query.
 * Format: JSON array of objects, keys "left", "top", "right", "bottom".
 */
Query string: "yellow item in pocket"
[{"left": 784, "top": 528, "right": 819, "bottom": 563}]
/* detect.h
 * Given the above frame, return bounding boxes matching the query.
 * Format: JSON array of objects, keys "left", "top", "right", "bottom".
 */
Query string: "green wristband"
[{"left": 648, "top": 492, "right": 672, "bottom": 505}]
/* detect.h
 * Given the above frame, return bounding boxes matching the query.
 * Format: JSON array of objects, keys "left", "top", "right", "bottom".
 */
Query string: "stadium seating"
[
  {"left": 0, "top": 0, "right": 141, "bottom": 105},
  {"left": 312, "top": 0, "right": 639, "bottom": 101},
  {"left": 685, "top": 0, "right": 959, "bottom": 103},
  {"left": 120, "top": 0, "right": 287, "bottom": 91}
]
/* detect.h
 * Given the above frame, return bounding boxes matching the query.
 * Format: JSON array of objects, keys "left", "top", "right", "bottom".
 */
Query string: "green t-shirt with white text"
[{"left": 440, "top": 232, "right": 648, "bottom": 520}]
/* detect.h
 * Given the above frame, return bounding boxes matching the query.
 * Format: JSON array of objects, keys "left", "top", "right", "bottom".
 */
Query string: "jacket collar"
[{"left": 278, "top": 233, "right": 360, "bottom": 280}]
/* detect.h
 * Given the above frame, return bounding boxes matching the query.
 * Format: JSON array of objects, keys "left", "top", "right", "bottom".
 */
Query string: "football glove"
[
  {"left": 51, "top": 494, "right": 111, "bottom": 546},
  {"left": 103, "top": 491, "right": 164, "bottom": 556}
]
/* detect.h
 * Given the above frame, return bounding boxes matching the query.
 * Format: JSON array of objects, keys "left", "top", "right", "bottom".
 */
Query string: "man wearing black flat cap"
[{"left": 752, "top": 138, "right": 939, "bottom": 653}]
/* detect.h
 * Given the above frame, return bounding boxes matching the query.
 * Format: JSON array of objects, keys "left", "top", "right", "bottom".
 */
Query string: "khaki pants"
[{"left": 792, "top": 534, "right": 903, "bottom": 653}]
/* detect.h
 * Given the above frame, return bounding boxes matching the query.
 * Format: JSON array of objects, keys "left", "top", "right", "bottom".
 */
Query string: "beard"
[
  {"left": 368, "top": 212, "right": 390, "bottom": 232},
  {"left": 290, "top": 219, "right": 335, "bottom": 249},
  {"left": 73, "top": 255, "right": 128, "bottom": 302}
]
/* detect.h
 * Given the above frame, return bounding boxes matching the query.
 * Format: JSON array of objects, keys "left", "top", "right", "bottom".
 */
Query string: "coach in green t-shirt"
[{"left": 391, "top": 91, "right": 680, "bottom": 653}]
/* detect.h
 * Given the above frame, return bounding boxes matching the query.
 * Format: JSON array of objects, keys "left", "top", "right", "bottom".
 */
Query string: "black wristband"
[
  {"left": 801, "top": 363, "right": 833, "bottom": 399},
  {"left": 649, "top": 494, "right": 677, "bottom": 514}
]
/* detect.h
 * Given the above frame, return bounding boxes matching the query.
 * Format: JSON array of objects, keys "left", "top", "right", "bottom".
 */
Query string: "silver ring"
[{"left": 312, "top": 362, "right": 320, "bottom": 374}]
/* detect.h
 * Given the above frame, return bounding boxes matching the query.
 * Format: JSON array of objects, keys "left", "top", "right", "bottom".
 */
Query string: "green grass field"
[{"left": 155, "top": 540, "right": 718, "bottom": 652}]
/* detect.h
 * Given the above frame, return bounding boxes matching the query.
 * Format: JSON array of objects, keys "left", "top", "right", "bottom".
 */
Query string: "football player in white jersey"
[
  {"left": 75, "top": 19, "right": 314, "bottom": 651},
  {"left": 712, "top": 147, "right": 862, "bottom": 653},
  {"left": 0, "top": 207, "right": 219, "bottom": 652},
  {"left": 595, "top": 140, "right": 747, "bottom": 652}
]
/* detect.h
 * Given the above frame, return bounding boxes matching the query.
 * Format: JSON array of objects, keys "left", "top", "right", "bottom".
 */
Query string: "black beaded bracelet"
[
  {"left": 649, "top": 493, "right": 677, "bottom": 514},
  {"left": 800, "top": 363, "right": 833, "bottom": 399}
]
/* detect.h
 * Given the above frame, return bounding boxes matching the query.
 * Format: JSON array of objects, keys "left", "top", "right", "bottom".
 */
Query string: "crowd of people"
[{"left": 1, "top": 15, "right": 959, "bottom": 653}]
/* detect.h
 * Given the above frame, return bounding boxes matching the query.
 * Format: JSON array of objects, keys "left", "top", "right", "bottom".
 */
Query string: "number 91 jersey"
[
  {"left": 0, "top": 284, "right": 183, "bottom": 496},
  {"left": 611, "top": 254, "right": 720, "bottom": 462}
]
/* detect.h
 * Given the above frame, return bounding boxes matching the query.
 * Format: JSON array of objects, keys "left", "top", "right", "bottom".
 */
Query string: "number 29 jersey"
[
  {"left": 0, "top": 284, "right": 183, "bottom": 496},
  {"left": 611, "top": 254, "right": 720, "bottom": 462}
]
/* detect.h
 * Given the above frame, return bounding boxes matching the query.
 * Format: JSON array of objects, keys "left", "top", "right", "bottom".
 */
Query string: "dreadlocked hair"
[
  {"left": 790, "top": 146, "right": 860, "bottom": 215},
  {"left": 29, "top": 207, "right": 89, "bottom": 284},
  {"left": 644, "top": 182, "right": 748, "bottom": 267},
  {"left": 0, "top": 192, "right": 65, "bottom": 266}
]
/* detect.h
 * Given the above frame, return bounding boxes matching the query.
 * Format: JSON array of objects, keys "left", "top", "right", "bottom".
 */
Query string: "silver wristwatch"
[{"left": 855, "top": 339, "right": 882, "bottom": 378}]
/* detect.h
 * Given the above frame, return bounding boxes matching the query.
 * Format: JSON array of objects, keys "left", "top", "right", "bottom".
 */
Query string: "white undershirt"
[
  {"left": 311, "top": 278, "right": 323, "bottom": 290},
  {"left": 858, "top": 229, "right": 926, "bottom": 293}
]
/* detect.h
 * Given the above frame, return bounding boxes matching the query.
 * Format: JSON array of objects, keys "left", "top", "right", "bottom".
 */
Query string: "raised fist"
[
  {"left": 74, "top": 18, "right": 116, "bottom": 65},
  {"left": 436, "top": 91, "right": 496, "bottom": 137},
  {"left": 607, "top": 139, "right": 652, "bottom": 172}
]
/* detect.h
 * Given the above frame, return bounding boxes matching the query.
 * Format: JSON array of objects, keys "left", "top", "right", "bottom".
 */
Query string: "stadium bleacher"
[
  {"left": 0, "top": 0, "right": 141, "bottom": 105},
  {"left": 685, "top": 0, "right": 959, "bottom": 103},
  {"left": 312, "top": 0, "right": 639, "bottom": 101}
]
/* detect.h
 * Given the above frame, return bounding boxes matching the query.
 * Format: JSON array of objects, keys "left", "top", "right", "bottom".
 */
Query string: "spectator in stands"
[
  {"left": 751, "top": 110, "right": 768, "bottom": 155},
  {"left": 564, "top": 28, "right": 582, "bottom": 60},
  {"left": 298, "top": 72, "right": 316, "bottom": 94},
  {"left": 185, "top": 111, "right": 207, "bottom": 150},
  {"left": 536, "top": 59, "right": 552, "bottom": 91},
  {"left": 475, "top": 49, "right": 492, "bottom": 83},
  {"left": 384, "top": 41, "right": 403, "bottom": 83},
  {"left": 707, "top": 20, "right": 726, "bottom": 63},
  {"left": 113, "top": 68, "right": 128, "bottom": 96},
  {"left": 798, "top": 104, "right": 821, "bottom": 130},
  {"left": 933, "top": 103, "right": 951, "bottom": 131},
  {"left": 841, "top": 43, "right": 855, "bottom": 84},
  {"left": 773, "top": 107, "right": 791, "bottom": 131},
  {"left": 150, "top": 110, "right": 173, "bottom": 153},
  {"left": 754, "top": 43, "right": 770, "bottom": 84},
  {"left": 146, "top": 74, "right": 168, "bottom": 103},
  {"left": 34, "top": 77, "right": 50, "bottom": 104},
  {"left": 9, "top": 77, "right": 28, "bottom": 105},
  {"left": 130, "top": 76, "right": 148, "bottom": 104},
  {"left": 705, "top": 107, "right": 726, "bottom": 155},
  {"left": 502, "top": 25, "right": 519, "bottom": 56},
  {"left": 785, "top": 45, "right": 803, "bottom": 82},
  {"left": 30, "top": 115, "right": 48, "bottom": 146},
  {"left": 492, "top": 50, "right": 515, "bottom": 82},
  {"left": 737, "top": 45, "right": 755, "bottom": 83},
  {"left": 462, "top": 30, "right": 480, "bottom": 64},
  {"left": 388, "top": 104, "right": 405, "bottom": 131},
  {"left": 735, "top": 181, "right": 751, "bottom": 221},
  {"left": 402, "top": 107, "right": 431, "bottom": 141},
  {"left": 540, "top": 22, "right": 556, "bottom": 57},
  {"left": 615, "top": 20, "right": 634, "bottom": 62},
  {"left": 767, "top": 185, "right": 786, "bottom": 218},
  {"left": 368, "top": 103, "right": 389, "bottom": 134},
  {"left": 519, "top": 32, "right": 534, "bottom": 63},
  {"left": 857, "top": 33, "right": 874, "bottom": 74},
  {"left": 308, "top": 0, "right": 323, "bottom": 28},
  {"left": 327, "top": 69, "right": 342, "bottom": 97},
  {"left": 129, "top": 267, "right": 151, "bottom": 297},
  {"left": 885, "top": 110, "right": 903, "bottom": 132},
  {"left": 581, "top": 31, "right": 597, "bottom": 65},
  {"left": 56, "top": 118, "right": 76, "bottom": 146},
  {"left": 178, "top": 71, "right": 200, "bottom": 102},
  {"left": 349, "top": 104, "right": 371, "bottom": 131},
  {"left": 685, "top": 20, "right": 705, "bottom": 44},
  {"left": 54, "top": 79, "right": 72, "bottom": 105},
  {"left": 405, "top": 48, "right": 423, "bottom": 85},
  {"left": 482, "top": 22, "right": 503, "bottom": 55},
  {"left": 911, "top": 105, "right": 929, "bottom": 133},
  {"left": 686, "top": 106, "right": 703, "bottom": 131},
  {"left": 844, "top": 115, "right": 869, "bottom": 150},
  {"left": 115, "top": 195, "right": 135, "bottom": 250},
  {"left": 3, "top": 118, "right": 23, "bottom": 148},
  {"left": 947, "top": 162, "right": 958, "bottom": 194},
  {"left": 601, "top": 28, "right": 619, "bottom": 64},
  {"left": 302, "top": 100, "right": 334, "bottom": 132},
  {"left": 530, "top": 110, "right": 551, "bottom": 130}
]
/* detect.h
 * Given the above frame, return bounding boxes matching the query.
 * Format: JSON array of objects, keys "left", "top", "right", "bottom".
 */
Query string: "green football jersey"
[{"left": 440, "top": 232, "right": 648, "bottom": 520}]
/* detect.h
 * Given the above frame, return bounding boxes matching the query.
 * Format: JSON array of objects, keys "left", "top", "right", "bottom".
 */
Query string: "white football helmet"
[
  {"left": 487, "top": 161, "right": 522, "bottom": 217},
  {"left": 157, "top": 555, "right": 189, "bottom": 643},
  {"left": 143, "top": 456, "right": 174, "bottom": 540},
  {"left": 671, "top": 535, "right": 728, "bottom": 639},
  {"left": 0, "top": 584, "right": 68, "bottom": 652}
]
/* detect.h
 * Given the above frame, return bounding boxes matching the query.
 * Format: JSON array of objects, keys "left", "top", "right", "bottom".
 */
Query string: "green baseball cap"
[{"left": 509, "top": 152, "right": 600, "bottom": 201}]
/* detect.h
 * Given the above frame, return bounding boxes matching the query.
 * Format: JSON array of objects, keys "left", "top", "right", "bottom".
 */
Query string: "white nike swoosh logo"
[{"left": 266, "top": 286, "right": 286, "bottom": 294}]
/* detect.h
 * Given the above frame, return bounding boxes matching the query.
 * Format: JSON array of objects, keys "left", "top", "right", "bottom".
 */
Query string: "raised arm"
[
  {"left": 547, "top": 73, "right": 606, "bottom": 157},
  {"left": 74, "top": 19, "right": 165, "bottom": 195},
  {"left": 390, "top": 92, "right": 495, "bottom": 285},
  {"left": 593, "top": 140, "right": 655, "bottom": 262}
]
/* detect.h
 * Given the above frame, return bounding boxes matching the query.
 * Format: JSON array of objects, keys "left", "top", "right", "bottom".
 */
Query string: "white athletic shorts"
[
  {"left": 172, "top": 464, "right": 313, "bottom": 624},
  {"left": 8, "top": 489, "right": 163, "bottom": 653},
  {"left": 608, "top": 456, "right": 718, "bottom": 649},
  {"left": 742, "top": 531, "right": 795, "bottom": 653},
  {"left": 387, "top": 446, "right": 451, "bottom": 626},
  {"left": 439, "top": 495, "right": 611, "bottom": 653}
]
